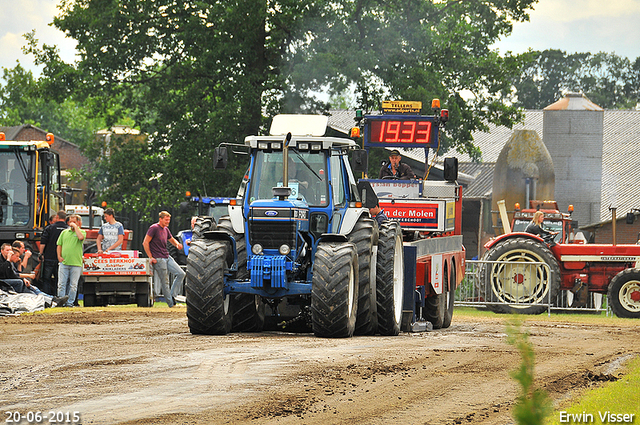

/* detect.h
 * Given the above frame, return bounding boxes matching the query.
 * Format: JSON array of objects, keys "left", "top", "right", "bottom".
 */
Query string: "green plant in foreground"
[{"left": 507, "top": 320, "right": 553, "bottom": 425}]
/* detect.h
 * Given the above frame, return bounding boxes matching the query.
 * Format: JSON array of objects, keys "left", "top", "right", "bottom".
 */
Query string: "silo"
[
  {"left": 492, "top": 129, "right": 555, "bottom": 233},
  {"left": 543, "top": 93, "right": 604, "bottom": 227}
]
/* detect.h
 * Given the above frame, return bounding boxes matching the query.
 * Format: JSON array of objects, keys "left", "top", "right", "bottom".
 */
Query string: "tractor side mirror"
[
  {"left": 443, "top": 157, "right": 458, "bottom": 182},
  {"left": 352, "top": 149, "right": 368, "bottom": 174},
  {"left": 213, "top": 146, "right": 228, "bottom": 169},
  {"left": 357, "top": 181, "right": 379, "bottom": 209}
]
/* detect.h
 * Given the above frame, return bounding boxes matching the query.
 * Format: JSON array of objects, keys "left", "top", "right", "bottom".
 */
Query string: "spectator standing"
[
  {"left": 142, "top": 211, "right": 186, "bottom": 307},
  {"left": 56, "top": 214, "right": 86, "bottom": 307},
  {"left": 39, "top": 211, "right": 69, "bottom": 296},
  {"left": 96, "top": 208, "right": 125, "bottom": 253}
]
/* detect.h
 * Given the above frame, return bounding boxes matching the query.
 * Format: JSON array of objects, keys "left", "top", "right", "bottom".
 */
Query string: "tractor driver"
[
  {"left": 525, "top": 211, "right": 558, "bottom": 246},
  {"left": 287, "top": 157, "right": 313, "bottom": 201},
  {"left": 379, "top": 149, "right": 415, "bottom": 180}
]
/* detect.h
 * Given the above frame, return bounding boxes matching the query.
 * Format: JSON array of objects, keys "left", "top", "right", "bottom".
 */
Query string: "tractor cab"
[
  {"left": 511, "top": 200, "right": 577, "bottom": 243},
  {"left": 0, "top": 132, "right": 63, "bottom": 247}
]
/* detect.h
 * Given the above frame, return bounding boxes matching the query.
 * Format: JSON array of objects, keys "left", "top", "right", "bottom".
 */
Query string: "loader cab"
[{"left": 0, "top": 134, "right": 63, "bottom": 244}]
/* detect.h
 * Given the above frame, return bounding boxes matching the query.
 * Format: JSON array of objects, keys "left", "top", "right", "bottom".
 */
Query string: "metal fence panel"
[{"left": 456, "top": 260, "right": 608, "bottom": 315}]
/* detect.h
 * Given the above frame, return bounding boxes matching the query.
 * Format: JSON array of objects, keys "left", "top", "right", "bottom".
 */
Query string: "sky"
[{"left": 1, "top": 0, "right": 640, "bottom": 75}]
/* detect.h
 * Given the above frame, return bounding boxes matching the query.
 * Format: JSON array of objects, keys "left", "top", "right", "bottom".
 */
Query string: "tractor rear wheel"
[
  {"left": 482, "top": 237, "right": 560, "bottom": 314},
  {"left": 217, "top": 216, "right": 247, "bottom": 274},
  {"left": 311, "top": 242, "right": 358, "bottom": 338},
  {"left": 376, "top": 221, "right": 404, "bottom": 336},
  {"left": 186, "top": 239, "right": 233, "bottom": 335},
  {"left": 348, "top": 217, "right": 378, "bottom": 335},
  {"left": 192, "top": 216, "right": 215, "bottom": 240},
  {"left": 607, "top": 268, "right": 640, "bottom": 318},
  {"left": 232, "top": 294, "right": 266, "bottom": 332},
  {"left": 442, "top": 267, "right": 455, "bottom": 328}
]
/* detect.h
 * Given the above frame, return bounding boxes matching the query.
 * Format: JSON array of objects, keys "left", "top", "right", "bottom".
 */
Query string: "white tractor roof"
[{"left": 270, "top": 114, "right": 329, "bottom": 137}]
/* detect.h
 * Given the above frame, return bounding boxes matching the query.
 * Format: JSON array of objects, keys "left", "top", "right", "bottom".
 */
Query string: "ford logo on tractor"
[{"left": 265, "top": 210, "right": 278, "bottom": 217}]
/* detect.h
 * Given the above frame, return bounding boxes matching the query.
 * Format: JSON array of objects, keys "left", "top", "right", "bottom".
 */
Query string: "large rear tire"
[
  {"left": 482, "top": 237, "right": 560, "bottom": 314},
  {"left": 192, "top": 216, "right": 215, "bottom": 240},
  {"left": 607, "top": 268, "right": 640, "bottom": 318},
  {"left": 232, "top": 294, "right": 266, "bottom": 332},
  {"left": 348, "top": 217, "right": 378, "bottom": 335},
  {"left": 186, "top": 239, "right": 233, "bottom": 335},
  {"left": 311, "top": 242, "right": 358, "bottom": 338},
  {"left": 376, "top": 221, "right": 404, "bottom": 336},
  {"left": 217, "top": 216, "right": 247, "bottom": 273}
]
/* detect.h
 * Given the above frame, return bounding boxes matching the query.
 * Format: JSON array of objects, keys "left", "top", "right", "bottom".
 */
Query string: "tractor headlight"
[
  {"left": 279, "top": 244, "right": 291, "bottom": 255},
  {"left": 252, "top": 244, "right": 263, "bottom": 255}
]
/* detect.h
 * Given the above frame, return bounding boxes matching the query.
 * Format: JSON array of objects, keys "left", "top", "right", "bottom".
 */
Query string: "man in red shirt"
[{"left": 142, "top": 211, "right": 185, "bottom": 307}]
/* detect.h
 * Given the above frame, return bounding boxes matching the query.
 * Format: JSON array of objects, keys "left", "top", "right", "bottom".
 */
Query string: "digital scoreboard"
[{"left": 364, "top": 115, "right": 439, "bottom": 148}]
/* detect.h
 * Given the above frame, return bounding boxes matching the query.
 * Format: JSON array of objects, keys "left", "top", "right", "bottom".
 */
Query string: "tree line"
[{"left": 1, "top": 0, "right": 638, "bottom": 212}]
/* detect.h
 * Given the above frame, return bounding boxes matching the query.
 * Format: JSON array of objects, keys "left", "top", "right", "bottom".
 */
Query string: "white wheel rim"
[
  {"left": 619, "top": 279, "right": 640, "bottom": 312},
  {"left": 490, "top": 249, "right": 550, "bottom": 306}
]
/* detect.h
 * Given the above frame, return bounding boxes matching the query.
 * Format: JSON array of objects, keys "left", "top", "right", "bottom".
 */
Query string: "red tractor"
[{"left": 482, "top": 202, "right": 640, "bottom": 318}]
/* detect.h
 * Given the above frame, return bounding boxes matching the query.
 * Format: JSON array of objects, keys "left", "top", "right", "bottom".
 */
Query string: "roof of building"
[
  {"left": 0, "top": 124, "right": 78, "bottom": 148},
  {"left": 544, "top": 92, "right": 604, "bottom": 111}
]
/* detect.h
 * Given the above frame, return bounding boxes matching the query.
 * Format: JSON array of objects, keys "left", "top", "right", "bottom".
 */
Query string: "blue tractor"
[{"left": 185, "top": 115, "right": 404, "bottom": 337}]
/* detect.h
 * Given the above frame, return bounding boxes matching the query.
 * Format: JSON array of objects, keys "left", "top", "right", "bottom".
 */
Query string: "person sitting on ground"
[
  {"left": 12, "top": 240, "right": 35, "bottom": 274},
  {"left": 0, "top": 244, "right": 67, "bottom": 307},
  {"left": 378, "top": 149, "right": 416, "bottom": 180},
  {"left": 525, "top": 211, "right": 558, "bottom": 245}
]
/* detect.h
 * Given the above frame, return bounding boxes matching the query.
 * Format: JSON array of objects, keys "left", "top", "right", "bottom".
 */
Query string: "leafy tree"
[
  {"left": 25, "top": 0, "right": 539, "bottom": 211},
  {"left": 0, "top": 62, "right": 103, "bottom": 150},
  {"left": 285, "top": 0, "right": 537, "bottom": 161}
]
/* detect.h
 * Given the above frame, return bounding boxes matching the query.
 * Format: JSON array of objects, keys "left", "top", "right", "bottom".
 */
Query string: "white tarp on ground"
[{"left": 0, "top": 289, "right": 45, "bottom": 316}]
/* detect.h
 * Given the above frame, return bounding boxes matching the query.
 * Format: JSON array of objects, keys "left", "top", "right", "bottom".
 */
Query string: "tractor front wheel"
[{"left": 186, "top": 239, "right": 233, "bottom": 335}]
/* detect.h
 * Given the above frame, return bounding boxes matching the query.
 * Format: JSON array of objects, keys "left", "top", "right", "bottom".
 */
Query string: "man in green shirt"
[{"left": 56, "top": 214, "right": 86, "bottom": 307}]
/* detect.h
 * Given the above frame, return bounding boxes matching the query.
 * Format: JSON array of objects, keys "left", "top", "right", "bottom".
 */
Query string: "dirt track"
[{"left": 1, "top": 308, "right": 638, "bottom": 425}]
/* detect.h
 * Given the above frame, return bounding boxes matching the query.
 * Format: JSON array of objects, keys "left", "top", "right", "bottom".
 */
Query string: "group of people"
[
  {"left": 0, "top": 206, "right": 128, "bottom": 309},
  {"left": 0, "top": 241, "right": 68, "bottom": 308}
]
